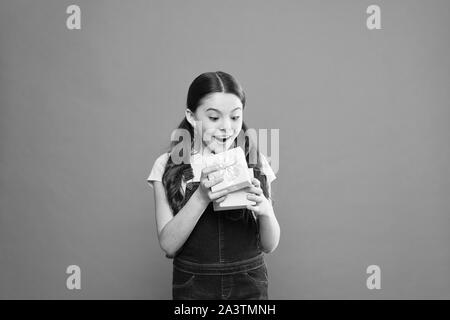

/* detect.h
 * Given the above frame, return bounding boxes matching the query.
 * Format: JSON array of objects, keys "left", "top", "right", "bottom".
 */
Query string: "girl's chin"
[{"left": 206, "top": 141, "right": 232, "bottom": 154}]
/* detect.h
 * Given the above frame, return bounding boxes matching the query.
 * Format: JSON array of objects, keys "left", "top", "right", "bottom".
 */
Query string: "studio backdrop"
[{"left": 1, "top": 0, "right": 449, "bottom": 299}]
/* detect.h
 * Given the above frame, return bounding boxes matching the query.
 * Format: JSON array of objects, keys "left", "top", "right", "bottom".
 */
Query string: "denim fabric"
[
  {"left": 172, "top": 181, "right": 268, "bottom": 300},
  {"left": 173, "top": 255, "right": 268, "bottom": 300}
]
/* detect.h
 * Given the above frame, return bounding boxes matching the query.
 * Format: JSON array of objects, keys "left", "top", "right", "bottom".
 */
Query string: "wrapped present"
[
  {"left": 213, "top": 168, "right": 256, "bottom": 211},
  {"left": 205, "top": 147, "right": 252, "bottom": 193}
]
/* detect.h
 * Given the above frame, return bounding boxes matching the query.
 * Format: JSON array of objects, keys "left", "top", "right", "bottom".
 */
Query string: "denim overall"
[{"left": 172, "top": 181, "right": 268, "bottom": 300}]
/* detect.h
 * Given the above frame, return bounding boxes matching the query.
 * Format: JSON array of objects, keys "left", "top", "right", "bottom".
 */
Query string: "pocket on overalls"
[
  {"left": 240, "top": 264, "right": 269, "bottom": 300},
  {"left": 244, "top": 264, "right": 268, "bottom": 284},
  {"left": 172, "top": 267, "right": 196, "bottom": 288},
  {"left": 172, "top": 267, "right": 197, "bottom": 300}
]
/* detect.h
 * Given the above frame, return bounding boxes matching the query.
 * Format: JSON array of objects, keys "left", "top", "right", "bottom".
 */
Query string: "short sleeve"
[
  {"left": 146, "top": 153, "right": 170, "bottom": 188},
  {"left": 259, "top": 152, "right": 276, "bottom": 185}
]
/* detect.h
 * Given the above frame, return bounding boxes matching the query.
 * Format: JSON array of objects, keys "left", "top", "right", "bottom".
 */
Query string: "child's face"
[{"left": 188, "top": 92, "right": 243, "bottom": 154}]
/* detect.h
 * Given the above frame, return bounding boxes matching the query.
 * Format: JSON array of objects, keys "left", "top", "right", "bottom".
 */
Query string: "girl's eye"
[
  {"left": 231, "top": 116, "right": 240, "bottom": 121},
  {"left": 209, "top": 117, "right": 219, "bottom": 121}
]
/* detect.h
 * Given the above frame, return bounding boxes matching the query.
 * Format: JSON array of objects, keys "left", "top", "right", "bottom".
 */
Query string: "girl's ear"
[{"left": 185, "top": 109, "right": 196, "bottom": 128}]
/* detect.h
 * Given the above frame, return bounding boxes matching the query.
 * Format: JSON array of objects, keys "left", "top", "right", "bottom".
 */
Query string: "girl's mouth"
[{"left": 213, "top": 136, "right": 232, "bottom": 144}]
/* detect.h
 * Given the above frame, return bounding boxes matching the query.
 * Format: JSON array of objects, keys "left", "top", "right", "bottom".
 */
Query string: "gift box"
[
  {"left": 205, "top": 147, "right": 252, "bottom": 193},
  {"left": 213, "top": 168, "right": 256, "bottom": 211}
]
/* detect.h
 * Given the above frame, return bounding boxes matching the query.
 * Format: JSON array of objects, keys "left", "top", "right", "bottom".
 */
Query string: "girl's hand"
[
  {"left": 245, "top": 178, "right": 272, "bottom": 217},
  {"left": 197, "top": 164, "right": 231, "bottom": 204}
]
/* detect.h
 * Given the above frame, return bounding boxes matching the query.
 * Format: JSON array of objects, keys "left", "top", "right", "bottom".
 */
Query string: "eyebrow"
[{"left": 205, "top": 107, "right": 242, "bottom": 113}]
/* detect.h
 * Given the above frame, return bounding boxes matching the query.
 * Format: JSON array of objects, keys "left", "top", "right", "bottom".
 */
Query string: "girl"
[{"left": 147, "top": 71, "right": 280, "bottom": 300}]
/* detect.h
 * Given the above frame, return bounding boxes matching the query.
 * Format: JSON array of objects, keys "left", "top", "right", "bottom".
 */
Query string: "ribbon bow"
[{"left": 208, "top": 159, "right": 241, "bottom": 182}]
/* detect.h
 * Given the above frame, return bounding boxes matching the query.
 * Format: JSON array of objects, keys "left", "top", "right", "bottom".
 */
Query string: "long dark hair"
[{"left": 162, "top": 71, "right": 270, "bottom": 215}]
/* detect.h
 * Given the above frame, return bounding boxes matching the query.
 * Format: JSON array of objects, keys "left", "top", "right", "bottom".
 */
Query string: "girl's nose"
[{"left": 219, "top": 118, "right": 232, "bottom": 131}]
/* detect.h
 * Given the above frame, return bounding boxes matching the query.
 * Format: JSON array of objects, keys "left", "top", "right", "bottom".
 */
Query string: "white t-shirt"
[{"left": 146, "top": 151, "right": 277, "bottom": 196}]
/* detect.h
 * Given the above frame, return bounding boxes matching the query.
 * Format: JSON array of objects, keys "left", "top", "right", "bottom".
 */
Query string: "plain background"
[{"left": 1, "top": 0, "right": 449, "bottom": 299}]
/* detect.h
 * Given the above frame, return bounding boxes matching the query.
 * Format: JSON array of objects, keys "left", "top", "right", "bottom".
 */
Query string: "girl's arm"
[
  {"left": 257, "top": 199, "right": 280, "bottom": 254},
  {"left": 153, "top": 164, "right": 228, "bottom": 258},
  {"left": 153, "top": 182, "right": 209, "bottom": 258},
  {"left": 246, "top": 180, "right": 280, "bottom": 253}
]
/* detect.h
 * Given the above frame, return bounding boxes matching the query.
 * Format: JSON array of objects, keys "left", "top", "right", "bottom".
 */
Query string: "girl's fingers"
[
  {"left": 251, "top": 178, "right": 261, "bottom": 187},
  {"left": 203, "top": 176, "right": 224, "bottom": 188},
  {"left": 247, "top": 204, "right": 260, "bottom": 212},
  {"left": 247, "top": 194, "right": 263, "bottom": 203},
  {"left": 201, "top": 164, "right": 223, "bottom": 175},
  {"left": 215, "top": 195, "right": 227, "bottom": 203},
  {"left": 209, "top": 188, "right": 231, "bottom": 200},
  {"left": 245, "top": 185, "right": 263, "bottom": 195}
]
